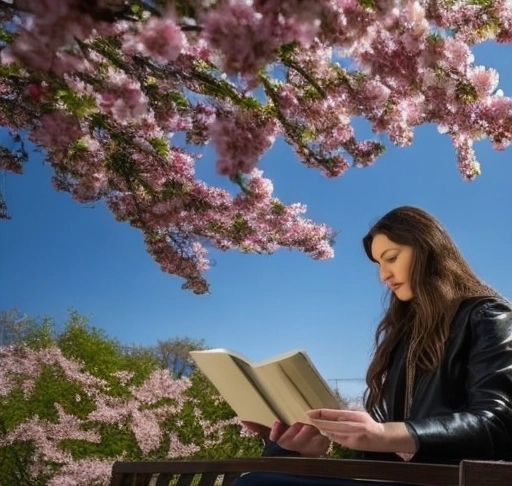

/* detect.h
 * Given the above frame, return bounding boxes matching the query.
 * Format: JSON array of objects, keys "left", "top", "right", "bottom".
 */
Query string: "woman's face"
[{"left": 370, "top": 233, "right": 414, "bottom": 301}]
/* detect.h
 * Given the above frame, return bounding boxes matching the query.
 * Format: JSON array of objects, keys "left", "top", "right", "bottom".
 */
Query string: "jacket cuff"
[
  {"left": 262, "top": 440, "right": 302, "bottom": 457},
  {"left": 404, "top": 420, "right": 421, "bottom": 452}
]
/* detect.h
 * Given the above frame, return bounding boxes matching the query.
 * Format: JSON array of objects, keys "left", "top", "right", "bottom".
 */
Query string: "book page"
[
  {"left": 279, "top": 352, "right": 340, "bottom": 409},
  {"left": 190, "top": 350, "right": 279, "bottom": 427},
  {"left": 254, "top": 351, "right": 340, "bottom": 425}
]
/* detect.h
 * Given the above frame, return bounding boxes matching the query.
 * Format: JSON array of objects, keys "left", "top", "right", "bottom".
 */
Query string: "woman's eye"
[{"left": 387, "top": 256, "right": 397, "bottom": 263}]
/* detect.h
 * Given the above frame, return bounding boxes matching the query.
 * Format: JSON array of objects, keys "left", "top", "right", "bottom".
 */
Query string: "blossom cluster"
[
  {"left": 0, "top": 344, "right": 238, "bottom": 486},
  {"left": 1, "top": 0, "right": 512, "bottom": 291}
]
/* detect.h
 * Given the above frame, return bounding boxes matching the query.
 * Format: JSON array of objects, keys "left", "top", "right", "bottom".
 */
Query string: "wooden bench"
[{"left": 109, "top": 457, "right": 512, "bottom": 486}]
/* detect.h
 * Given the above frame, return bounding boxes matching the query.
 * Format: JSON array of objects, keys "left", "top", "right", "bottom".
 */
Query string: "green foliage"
[
  {"left": 299, "top": 126, "right": 316, "bottom": 144},
  {"left": 57, "top": 309, "right": 158, "bottom": 389},
  {"left": 455, "top": 80, "right": 478, "bottom": 104},
  {"left": 64, "top": 423, "right": 144, "bottom": 461},
  {"left": 149, "top": 136, "right": 171, "bottom": 157},
  {"left": 358, "top": 0, "right": 376, "bottom": 9},
  {"left": 271, "top": 199, "right": 286, "bottom": 216},
  {"left": 22, "top": 317, "right": 56, "bottom": 348},
  {"left": 54, "top": 88, "right": 96, "bottom": 117},
  {"left": 1, "top": 366, "right": 94, "bottom": 431},
  {"left": 329, "top": 442, "right": 356, "bottom": 459},
  {"left": 232, "top": 213, "right": 253, "bottom": 243},
  {"left": 467, "top": 0, "right": 493, "bottom": 6},
  {"left": 58, "top": 312, "right": 121, "bottom": 370},
  {"left": 0, "top": 28, "right": 16, "bottom": 45}
]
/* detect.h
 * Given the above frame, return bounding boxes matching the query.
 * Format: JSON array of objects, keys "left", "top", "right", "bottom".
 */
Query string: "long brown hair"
[{"left": 362, "top": 206, "right": 497, "bottom": 419}]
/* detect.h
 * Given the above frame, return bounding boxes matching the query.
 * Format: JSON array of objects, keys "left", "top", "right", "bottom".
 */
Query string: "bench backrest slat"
[
  {"left": 175, "top": 473, "right": 196, "bottom": 486},
  {"left": 197, "top": 472, "right": 222, "bottom": 486},
  {"left": 154, "top": 473, "right": 173, "bottom": 486},
  {"left": 221, "top": 472, "right": 243, "bottom": 486}
]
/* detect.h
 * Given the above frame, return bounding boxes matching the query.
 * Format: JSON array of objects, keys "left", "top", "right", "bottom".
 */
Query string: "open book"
[{"left": 190, "top": 348, "right": 340, "bottom": 428}]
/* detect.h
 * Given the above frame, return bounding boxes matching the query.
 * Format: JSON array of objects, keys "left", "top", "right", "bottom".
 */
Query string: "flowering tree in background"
[
  {"left": 0, "top": 307, "right": 354, "bottom": 485},
  {"left": 0, "top": 321, "right": 259, "bottom": 486},
  {"left": 1, "top": 0, "right": 511, "bottom": 293}
]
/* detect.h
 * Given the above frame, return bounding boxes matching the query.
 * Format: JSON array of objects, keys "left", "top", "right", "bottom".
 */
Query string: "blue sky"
[{"left": 2, "top": 41, "right": 512, "bottom": 400}]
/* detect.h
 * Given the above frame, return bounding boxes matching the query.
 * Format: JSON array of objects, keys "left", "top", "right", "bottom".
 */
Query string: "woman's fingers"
[
  {"left": 307, "top": 409, "right": 368, "bottom": 422},
  {"left": 269, "top": 420, "right": 289, "bottom": 441},
  {"left": 276, "top": 423, "right": 331, "bottom": 457},
  {"left": 307, "top": 409, "right": 371, "bottom": 439},
  {"left": 309, "top": 419, "right": 360, "bottom": 434}
]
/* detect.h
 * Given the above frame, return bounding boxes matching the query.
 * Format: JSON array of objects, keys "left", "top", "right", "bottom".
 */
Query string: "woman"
[{"left": 235, "top": 206, "right": 512, "bottom": 486}]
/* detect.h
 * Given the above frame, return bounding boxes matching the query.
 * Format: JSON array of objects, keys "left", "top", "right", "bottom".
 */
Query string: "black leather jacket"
[
  {"left": 265, "top": 297, "right": 512, "bottom": 464},
  {"left": 362, "top": 296, "right": 512, "bottom": 464}
]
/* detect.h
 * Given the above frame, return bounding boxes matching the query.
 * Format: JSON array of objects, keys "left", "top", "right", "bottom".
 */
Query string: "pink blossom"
[
  {"left": 202, "top": 0, "right": 321, "bottom": 79},
  {"left": 202, "top": 0, "right": 272, "bottom": 76},
  {"left": 168, "top": 435, "right": 200, "bottom": 457},
  {"left": 30, "top": 111, "right": 83, "bottom": 153},
  {"left": 96, "top": 73, "right": 149, "bottom": 122},
  {"left": 209, "top": 108, "right": 278, "bottom": 176},
  {"left": 123, "top": 11, "right": 185, "bottom": 63},
  {"left": 131, "top": 409, "right": 163, "bottom": 454},
  {"left": 453, "top": 134, "right": 481, "bottom": 180},
  {"left": 363, "top": 80, "right": 391, "bottom": 112},
  {"left": 439, "top": 37, "right": 474, "bottom": 74},
  {"left": 112, "top": 370, "right": 135, "bottom": 385},
  {"left": 48, "top": 459, "right": 112, "bottom": 486},
  {"left": 468, "top": 66, "right": 500, "bottom": 97},
  {"left": 1, "top": 1, "right": 97, "bottom": 73}
]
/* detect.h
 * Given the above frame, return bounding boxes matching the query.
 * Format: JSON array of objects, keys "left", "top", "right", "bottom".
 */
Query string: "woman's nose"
[{"left": 379, "top": 265, "right": 392, "bottom": 282}]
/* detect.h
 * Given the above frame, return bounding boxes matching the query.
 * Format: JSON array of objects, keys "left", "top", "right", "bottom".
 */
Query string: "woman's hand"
[
  {"left": 241, "top": 420, "right": 330, "bottom": 457},
  {"left": 307, "top": 409, "right": 417, "bottom": 454},
  {"left": 270, "top": 420, "right": 331, "bottom": 457}
]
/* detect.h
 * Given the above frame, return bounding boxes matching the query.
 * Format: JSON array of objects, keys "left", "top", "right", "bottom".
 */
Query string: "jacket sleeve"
[
  {"left": 261, "top": 440, "right": 302, "bottom": 457},
  {"left": 405, "top": 300, "right": 512, "bottom": 461}
]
